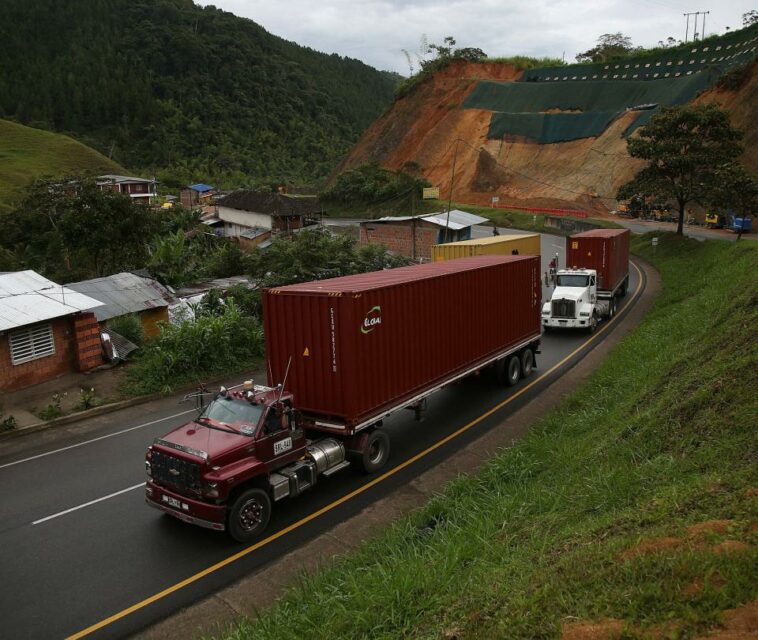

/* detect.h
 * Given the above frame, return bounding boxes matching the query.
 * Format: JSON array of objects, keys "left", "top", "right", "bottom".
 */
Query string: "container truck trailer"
[
  {"left": 146, "top": 256, "right": 542, "bottom": 541},
  {"left": 431, "top": 233, "right": 541, "bottom": 262},
  {"left": 542, "top": 229, "right": 630, "bottom": 332}
]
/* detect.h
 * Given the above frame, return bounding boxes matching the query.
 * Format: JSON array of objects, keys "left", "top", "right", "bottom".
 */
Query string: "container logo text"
[{"left": 361, "top": 305, "right": 382, "bottom": 334}]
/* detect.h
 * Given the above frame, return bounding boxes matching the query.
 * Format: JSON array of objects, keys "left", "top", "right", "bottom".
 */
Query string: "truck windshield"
[
  {"left": 199, "top": 397, "right": 264, "bottom": 430},
  {"left": 557, "top": 274, "right": 589, "bottom": 287}
]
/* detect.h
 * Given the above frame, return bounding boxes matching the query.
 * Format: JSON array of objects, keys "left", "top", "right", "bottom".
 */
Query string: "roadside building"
[
  {"left": 66, "top": 272, "right": 170, "bottom": 338},
  {"left": 180, "top": 183, "right": 215, "bottom": 209},
  {"left": 96, "top": 174, "right": 158, "bottom": 205},
  {"left": 0, "top": 271, "right": 105, "bottom": 391},
  {"left": 216, "top": 190, "right": 323, "bottom": 239},
  {"left": 359, "top": 210, "right": 489, "bottom": 259}
]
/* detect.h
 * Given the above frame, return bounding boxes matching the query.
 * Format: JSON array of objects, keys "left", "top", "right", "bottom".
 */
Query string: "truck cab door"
[
  {"left": 589, "top": 275, "right": 597, "bottom": 302},
  {"left": 255, "top": 405, "right": 304, "bottom": 470}
]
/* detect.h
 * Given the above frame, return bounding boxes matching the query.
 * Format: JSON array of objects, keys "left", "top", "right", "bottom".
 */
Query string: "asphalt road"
[{"left": 0, "top": 238, "right": 643, "bottom": 640}]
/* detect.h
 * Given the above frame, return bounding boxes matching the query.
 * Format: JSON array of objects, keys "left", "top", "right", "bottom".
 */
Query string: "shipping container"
[
  {"left": 264, "top": 255, "right": 541, "bottom": 429},
  {"left": 432, "top": 233, "right": 541, "bottom": 262},
  {"left": 566, "top": 229, "right": 630, "bottom": 293}
]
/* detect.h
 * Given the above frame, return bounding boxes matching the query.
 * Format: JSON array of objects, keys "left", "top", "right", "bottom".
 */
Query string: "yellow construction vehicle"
[{"left": 705, "top": 212, "right": 724, "bottom": 228}]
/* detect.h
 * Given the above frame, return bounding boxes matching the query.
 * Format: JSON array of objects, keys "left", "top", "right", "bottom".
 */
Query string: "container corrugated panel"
[
  {"left": 566, "top": 229, "right": 630, "bottom": 292},
  {"left": 264, "top": 256, "right": 541, "bottom": 429},
  {"left": 432, "top": 234, "right": 541, "bottom": 262}
]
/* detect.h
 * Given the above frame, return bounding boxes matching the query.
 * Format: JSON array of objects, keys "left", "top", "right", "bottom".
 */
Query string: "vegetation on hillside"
[
  {"left": 212, "top": 234, "right": 757, "bottom": 640},
  {"left": 0, "top": 118, "right": 124, "bottom": 212},
  {"left": 0, "top": 177, "right": 246, "bottom": 285},
  {"left": 321, "top": 163, "right": 430, "bottom": 209},
  {"left": 0, "top": 0, "right": 400, "bottom": 188}
]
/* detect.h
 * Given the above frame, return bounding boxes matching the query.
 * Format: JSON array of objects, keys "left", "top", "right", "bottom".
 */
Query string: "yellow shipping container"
[{"left": 432, "top": 233, "right": 541, "bottom": 262}]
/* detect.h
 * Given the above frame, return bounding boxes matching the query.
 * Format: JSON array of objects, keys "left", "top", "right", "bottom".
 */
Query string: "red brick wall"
[
  {"left": 0, "top": 317, "right": 78, "bottom": 391},
  {"left": 359, "top": 222, "right": 437, "bottom": 259},
  {"left": 73, "top": 312, "right": 104, "bottom": 372}
]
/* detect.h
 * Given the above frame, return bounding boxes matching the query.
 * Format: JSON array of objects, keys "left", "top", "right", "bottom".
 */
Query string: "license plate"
[{"left": 162, "top": 495, "right": 181, "bottom": 509}]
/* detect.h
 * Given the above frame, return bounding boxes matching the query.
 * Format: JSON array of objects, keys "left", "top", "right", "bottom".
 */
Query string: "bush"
[
  {"left": 108, "top": 314, "right": 145, "bottom": 346},
  {"left": 716, "top": 60, "right": 755, "bottom": 91},
  {"left": 123, "top": 301, "right": 263, "bottom": 395},
  {"left": 203, "top": 241, "right": 247, "bottom": 279},
  {"left": 321, "top": 163, "right": 429, "bottom": 206}
]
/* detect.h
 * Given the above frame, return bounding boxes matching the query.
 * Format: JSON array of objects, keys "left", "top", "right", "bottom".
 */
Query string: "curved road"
[{"left": 0, "top": 238, "right": 644, "bottom": 640}]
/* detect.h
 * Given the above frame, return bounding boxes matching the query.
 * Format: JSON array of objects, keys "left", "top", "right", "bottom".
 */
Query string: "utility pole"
[
  {"left": 445, "top": 139, "right": 461, "bottom": 244},
  {"left": 702, "top": 11, "right": 710, "bottom": 39},
  {"left": 684, "top": 12, "right": 690, "bottom": 43},
  {"left": 684, "top": 11, "right": 708, "bottom": 42}
]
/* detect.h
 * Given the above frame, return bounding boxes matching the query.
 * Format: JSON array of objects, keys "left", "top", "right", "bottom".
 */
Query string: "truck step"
[{"left": 321, "top": 460, "right": 351, "bottom": 477}]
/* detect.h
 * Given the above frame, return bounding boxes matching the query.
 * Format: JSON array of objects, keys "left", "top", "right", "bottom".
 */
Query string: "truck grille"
[
  {"left": 551, "top": 298, "right": 576, "bottom": 318},
  {"left": 151, "top": 450, "right": 201, "bottom": 495}
]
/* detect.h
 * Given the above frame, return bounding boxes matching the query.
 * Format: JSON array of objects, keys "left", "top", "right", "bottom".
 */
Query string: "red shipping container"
[
  {"left": 566, "top": 229, "right": 630, "bottom": 292},
  {"left": 264, "top": 255, "right": 541, "bottom": 429}
]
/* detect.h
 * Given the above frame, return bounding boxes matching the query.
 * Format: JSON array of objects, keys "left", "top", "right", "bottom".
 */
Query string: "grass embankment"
[
  {"left": 0, "top": 118, "right": 124, "bottom": 212},
  {"left": 215, "top": 234, "right": 757, "bottom": 639}
]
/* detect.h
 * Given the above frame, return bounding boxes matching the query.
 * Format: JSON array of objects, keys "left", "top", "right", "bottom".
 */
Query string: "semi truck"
[
  {"left": 146, "top": 256, "right": 542, "bottom": 542},
  {"left": 431, "top": 233, "right": 541, "bottom": 262},
  {"left": 542, "top": 229, "right": 630, "bottom": 332}
]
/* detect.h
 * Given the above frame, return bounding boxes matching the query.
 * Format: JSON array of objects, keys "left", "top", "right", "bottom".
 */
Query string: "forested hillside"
[{"left": 0, "top": 0, "right": 400, "bottom": 188}]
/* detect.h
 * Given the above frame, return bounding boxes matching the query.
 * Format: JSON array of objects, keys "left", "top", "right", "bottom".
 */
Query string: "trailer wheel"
[
  {"left": 227, "top": 488, "right": 271, "bottom": 543},
  {"left": 520, "top": 349, "right": 534, "bottom": 378},
  {"left": 608, "top": 299, "right": 616, "bottom": 318},
  {"left": 360, "top": 429, "right": 390, "bottom": 474},
  {"left": 503, "top": 355, "right": 521, "bottom": 386},
  {"left": 620, "top": 276, "right": 629, "bottom": 297}
]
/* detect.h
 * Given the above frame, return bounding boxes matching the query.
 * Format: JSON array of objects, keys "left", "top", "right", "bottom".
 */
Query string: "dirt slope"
[{"left": 337, "top": 60, "right": 757, "bottom": 214}]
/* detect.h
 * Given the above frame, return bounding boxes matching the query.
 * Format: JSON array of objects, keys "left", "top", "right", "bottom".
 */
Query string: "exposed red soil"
[
  {"left": 620, "top": 536, "right": 686, "bottom": 560},
  {"left": 688, "top": 520, "right": 735, "bottom": 538},
  {"left": 339, "top": 60, "right": 757, "bottom": 213},
  {"left": 561, "top": 618, "right": 624, "bottom": 640},
  {"left": 698, "top": 600, "right": 758, "bottom": 639},
  {"left": 712, "top": 540, "right": 752, "bottom": 554}
]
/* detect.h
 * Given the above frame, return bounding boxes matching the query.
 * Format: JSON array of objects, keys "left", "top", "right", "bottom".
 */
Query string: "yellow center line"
[{"left": 67, "top": 261, "right": 644, "bottom": 640}]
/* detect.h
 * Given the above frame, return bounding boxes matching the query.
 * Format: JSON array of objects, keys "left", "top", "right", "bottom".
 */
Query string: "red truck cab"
[{"left": 146, "top": 384, "right": 304, "bottom": 541}]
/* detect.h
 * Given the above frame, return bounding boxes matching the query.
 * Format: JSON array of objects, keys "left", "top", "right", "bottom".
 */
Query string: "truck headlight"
[
  {"left": 145, "top": 461, "right": 152, "bottom": 476},
  {"left": 204, "top": 482, "right": 219, "bottom": 498}
]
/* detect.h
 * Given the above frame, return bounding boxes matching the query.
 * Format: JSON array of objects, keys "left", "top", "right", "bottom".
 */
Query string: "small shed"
[
  {"left": 359, "top": 210, "right": 489, "bottom": 259},
  {"left": 67, "top": 273, "right": 170, "bottom": 337},
  {"left": 0, "top": 271, "right": 105, "bottom": 391},
  {"left": 180, "top": 183, "right": 215, "bottom": 209}
]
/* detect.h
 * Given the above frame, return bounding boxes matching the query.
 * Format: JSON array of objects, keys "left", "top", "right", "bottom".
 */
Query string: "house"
[
  {"left": 359, "top": 210, "right": 489, "bottom": 259},
  {"left": 180, "top": 183, "right": 215, "bottom": 209},
  {"left": 66, "top": 272, "right": 170, "bottom": 338},
  {"left": 0, "top": 271, "right": 105, "bottom": 391},
  {"left": 216, "top": 191, "right": 323, "bottom": 239},
  {"left": 96, "top": 174, "right": 157, "bottom": 205}
]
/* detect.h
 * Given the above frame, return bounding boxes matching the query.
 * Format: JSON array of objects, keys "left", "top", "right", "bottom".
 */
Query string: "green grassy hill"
[
  {"left": 216, "top": 234, "right": 757, "bottom": 639},
  {"left": 0, "top": 118, "right": 125, "bottom": 212}
]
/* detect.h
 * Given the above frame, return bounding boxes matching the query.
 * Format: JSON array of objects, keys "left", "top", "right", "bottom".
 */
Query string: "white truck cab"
[{"left": 542, "top": 268, "right": 617, "bottom": 332}]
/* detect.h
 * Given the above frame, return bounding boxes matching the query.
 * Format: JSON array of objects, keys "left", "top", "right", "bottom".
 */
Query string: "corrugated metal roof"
[
  {"left": 66, "top": 273, "right": 168, "bottom": 322},
  {"left": 0, "top": 271, "right": 104, "bottom": 332},
  {"left": 96, "top": 174, "right": 156, "bottom": 184},
  {"left": 371, "top": 210, "right": 489, "bottom": 231},
  {"left": 269, "top": 255, "right": 529, "bottom": 294},
  {"left": 188, "top": 183, "right": 214, "bottom": 192}
]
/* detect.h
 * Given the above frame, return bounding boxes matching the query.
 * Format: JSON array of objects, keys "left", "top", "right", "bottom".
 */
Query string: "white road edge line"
[
  {"left": 0, "top": 409, "right": 196, "bottom": 471},
  {"left": 32, "top": 483, "right": 146, "bottom": 525}
]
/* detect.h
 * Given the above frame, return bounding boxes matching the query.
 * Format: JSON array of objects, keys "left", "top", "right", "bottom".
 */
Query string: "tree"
[
  {"left": 617, "top": 105, "right": 744, "bottom": 235},
  {"left": 576, "top": 33, "right": 636, "bottom": 63},
  {"left": 743, "top": 10, "right": 758, "bottom": 27}
]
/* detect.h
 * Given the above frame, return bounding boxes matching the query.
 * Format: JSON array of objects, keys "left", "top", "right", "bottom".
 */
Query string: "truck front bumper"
[
  {"left": 542, "top": 316, "right": 588, "bottom": 329},
  {"left": 145, "top": 480, "right": 226, "bottom": 531}
]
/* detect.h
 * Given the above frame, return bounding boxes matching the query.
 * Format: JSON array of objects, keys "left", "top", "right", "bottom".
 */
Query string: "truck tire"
[
  {"left": 503, "top": 354, "right": 521, "bottom": 386},
  {"left": 620, "top": 276, "right": 629, "bottom": 297},
  {"left": 227, "top": 488, "right": 271, "bottom": 543},
  {"left": 520, "top": 348, "right": 534, "bottom": 378},
  {"left": 360, "top": 429, "right": 390, "bottom": 474},
  {"left": 588, "top": 313, "right": 598, "bottom": 334}
]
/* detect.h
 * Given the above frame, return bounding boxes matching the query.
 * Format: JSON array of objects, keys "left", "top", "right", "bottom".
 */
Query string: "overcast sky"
[{"left": 203, "top": 1, "right": 755, "bottom": 73}]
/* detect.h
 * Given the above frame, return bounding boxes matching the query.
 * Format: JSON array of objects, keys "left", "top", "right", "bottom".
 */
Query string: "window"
[{"left": 9, "top": 323, "right": 55, "bottom": 365}]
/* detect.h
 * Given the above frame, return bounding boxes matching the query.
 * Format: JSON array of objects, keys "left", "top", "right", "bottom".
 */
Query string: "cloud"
[{"left": 205, "top": 1, "right": 755, "bottom": 72}]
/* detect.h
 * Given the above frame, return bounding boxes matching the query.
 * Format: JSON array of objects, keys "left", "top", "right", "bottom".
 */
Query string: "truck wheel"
[
  {"left": 520, "top": 349, "right": 534, "bottom": 377},
  {"left": 588, "top": 314, "right": 598, "bottom": 334},
  {"left": 504, "top": 354, "right": 521, "bottom": 386},
  {"left": 608, "top": 299, "right": 616, "bottom": 318},
  {"left": 227, "top": 488, "right": 271, "bottom": 543},
  {"left": 360, "top": 429, "right": 390, "bottom": 474},
  {"left": 620, "top": 276, "right": 629, "bottom": 297}
]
